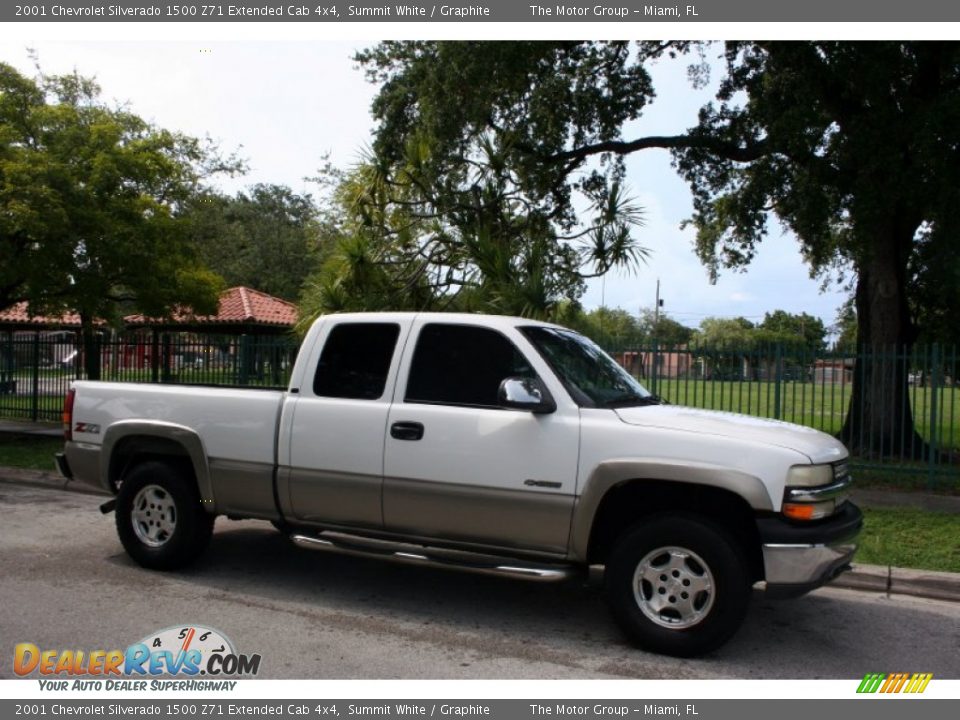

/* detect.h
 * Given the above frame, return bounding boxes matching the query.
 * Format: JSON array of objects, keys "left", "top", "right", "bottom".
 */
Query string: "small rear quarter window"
[{"left": 313, "top": 323, "right": 401, "bottom": 400}]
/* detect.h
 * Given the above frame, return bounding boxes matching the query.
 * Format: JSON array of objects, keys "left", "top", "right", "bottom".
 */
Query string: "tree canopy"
[
  {"left": 696, "top": 317, "right": 757, "bottom": 348},
  {"left": 185, "top": 184, "right": 322, "bottom": 302},
  {"left": 756, "top": 310, "right": 826, "bottom": 354},
  {"left": 297, "top": 43, "right": 652, "bottom": 324},
  {"left": 0, "top": 62, "right": 240, "bottom": 329},
  {"left": 356, "top": 40, "right": 960, "bottom": 456}
]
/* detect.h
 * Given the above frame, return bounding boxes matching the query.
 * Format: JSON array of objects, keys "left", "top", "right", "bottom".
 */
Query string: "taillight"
[{"left": 63, "top": 388, "right": 75, "bottom": 442}]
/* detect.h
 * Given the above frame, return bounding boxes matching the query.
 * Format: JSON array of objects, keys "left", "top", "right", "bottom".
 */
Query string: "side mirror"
[{"left": 498, "top": 377, "right": 556, "bottom": 414}]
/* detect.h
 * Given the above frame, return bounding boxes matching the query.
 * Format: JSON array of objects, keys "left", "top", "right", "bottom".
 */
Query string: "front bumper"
[{"left": 759, "top": 501, "right": 863, "bottom": 599}]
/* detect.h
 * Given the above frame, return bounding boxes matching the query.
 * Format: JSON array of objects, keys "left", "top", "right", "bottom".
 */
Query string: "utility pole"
[
  {"left": 654, "top": 278, "right": 662, "bottom": 325},
  {"left": 651, "top": 278, "right": 663, "bottom": 396}
]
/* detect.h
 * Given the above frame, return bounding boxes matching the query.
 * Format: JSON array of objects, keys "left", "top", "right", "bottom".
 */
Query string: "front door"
[{"left": 382, "top": 321, "right": 580, "bottom": 555}]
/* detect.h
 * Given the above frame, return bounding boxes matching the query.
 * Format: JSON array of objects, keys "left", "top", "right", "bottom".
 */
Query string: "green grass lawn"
[
  {"left": 850, "top": 464, "right": 959, "bottom": 494},
  {"left": 856, "top": 507, "right": 960, "bottom": 573},
  {"left": 0, "top": 434, "right": 63, "bottom": 471},
  {"left": 0, "top": 396, "right": 64, "bottom": 423},
  {"left": 651, "top": 378, "right": 960, "bottom": 451}
]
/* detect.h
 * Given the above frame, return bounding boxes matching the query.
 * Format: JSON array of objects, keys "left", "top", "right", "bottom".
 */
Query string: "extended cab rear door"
[
  {"left": 382, "top": 318, "right": 580, "bottom": 555},
  {"left": 280, "top": 316, "right": 412, "bottom": 529}
]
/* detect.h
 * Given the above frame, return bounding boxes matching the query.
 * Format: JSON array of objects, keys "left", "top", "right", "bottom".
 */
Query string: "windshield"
[{"left": 521, "top": 326, "right": 655, "bottom": 408}]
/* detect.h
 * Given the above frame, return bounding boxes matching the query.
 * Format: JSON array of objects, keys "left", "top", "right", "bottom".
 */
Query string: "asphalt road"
[{"left": 1, "top": 480, "right": 959, "bottom": 680}]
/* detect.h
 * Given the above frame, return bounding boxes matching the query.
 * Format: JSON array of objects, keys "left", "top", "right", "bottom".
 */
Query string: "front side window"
[
  {"left": 313, "top": 323, "right": 400, "bottom": 400},
  {"left": 405, "top": 324, "right": 535, "bottom": 408},
  {"left": 521, "top": 326, "right": 654, "bottom": 408}
]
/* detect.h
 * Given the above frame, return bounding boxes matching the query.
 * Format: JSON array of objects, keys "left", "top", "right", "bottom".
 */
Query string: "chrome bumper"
[{"left": 759, "top": 502, "right": 863, "bottom": 599}]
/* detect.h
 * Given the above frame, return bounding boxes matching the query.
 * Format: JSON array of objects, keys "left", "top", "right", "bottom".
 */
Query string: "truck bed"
[{"left": 70, "top": 381, "right": 285, "bottom": 517}]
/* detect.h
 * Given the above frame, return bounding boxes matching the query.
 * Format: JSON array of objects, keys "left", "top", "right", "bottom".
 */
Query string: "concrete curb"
[
  {"left": 831, "top": 563, "right": 960, "bottom": 603},
  {"left": 0, "top": 420, "right": 61, "bottom": 438},
  {"left": 1, "top": 465, "right": 958, "bottom": 603},
  {"left": 0, "top": 466, "right": 109, "bottom": 497}
]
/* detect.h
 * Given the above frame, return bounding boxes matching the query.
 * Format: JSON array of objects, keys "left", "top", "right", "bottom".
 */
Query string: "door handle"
[{"left": 390, "top": 421, "right": 424, "bottom": 441}]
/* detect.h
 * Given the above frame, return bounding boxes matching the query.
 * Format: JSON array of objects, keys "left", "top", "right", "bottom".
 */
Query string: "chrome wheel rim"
[
  {"left": 633, "top": 546, "right": 715, "bottom": 629},
  {"left": 131, "top": 484, "right": 177, "bottom": 548}
]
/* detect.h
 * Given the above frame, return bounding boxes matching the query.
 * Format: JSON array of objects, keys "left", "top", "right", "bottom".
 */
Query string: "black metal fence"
[
  {"left": 610, "top": 342, "right": 958, "bottom": 487},
  {"left": 2, "top": 329, "right": 956, "bottom": 486},
  {"left": 0, "top": 330, "right": 299, "bottom": 424}
]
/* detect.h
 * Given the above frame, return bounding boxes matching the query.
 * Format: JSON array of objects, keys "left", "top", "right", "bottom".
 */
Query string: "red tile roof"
[
  {"left": 214, "top": 286, "right": 298, "bottom": 326},
  {"left": 125, "top": 287, "right": 298, "bottom": 327},
  {"left": 0, "top": 302, "right": 85, "bottom": 327},
  {"left": 2, "top": 288, "right": 298, "bottom": 329}
]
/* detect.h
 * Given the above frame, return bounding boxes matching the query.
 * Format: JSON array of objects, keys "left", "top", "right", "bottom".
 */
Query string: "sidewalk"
[
  {"left": 0, "top": 419, "right": 61, "bottom": 437},
  {"left": 851, "top": 487, "right": 960, "bottom": 513},
  {"left": 0, "top": 459, "right": 957, "bottom": 604}
]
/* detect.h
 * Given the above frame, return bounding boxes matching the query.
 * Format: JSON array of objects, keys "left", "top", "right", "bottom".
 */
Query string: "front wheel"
[
  {"left": 605, "top": 515, "right": 751, "bottom": 657},
  {"left": 115, "top": 460, "right": 214, "bottom": 570}
]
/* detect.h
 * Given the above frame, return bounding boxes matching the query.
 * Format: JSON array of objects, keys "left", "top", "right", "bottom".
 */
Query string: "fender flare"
[
  {"left": 569, "top": 459, "right": 773, "bottom": 562},
  {"left": 101, "top": 420, "right": 216, "bottom": 513}
]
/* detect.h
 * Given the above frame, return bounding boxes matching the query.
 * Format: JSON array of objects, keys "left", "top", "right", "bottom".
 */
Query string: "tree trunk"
[
  {"left": 840, "top": 222, "right": 925, "bottom": 459},
  {"left": 80, "top": 315, "right": 102, "bottom": 381}
]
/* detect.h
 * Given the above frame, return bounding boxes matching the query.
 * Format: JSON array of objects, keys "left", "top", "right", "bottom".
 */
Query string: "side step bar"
[{"left": 291, "top": 531, "right": 577, "bottom": 583}]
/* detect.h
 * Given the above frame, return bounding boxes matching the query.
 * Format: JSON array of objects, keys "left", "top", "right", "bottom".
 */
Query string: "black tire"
[
  {"left": 605, "top": 514, "right": 751, "bottom": 657},
  {"left": 115, "top": 460, "right": 215, "bottom": 570}
]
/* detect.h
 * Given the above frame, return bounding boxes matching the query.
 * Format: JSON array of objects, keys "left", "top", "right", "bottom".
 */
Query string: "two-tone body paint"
[
  {"left": 66, "top": 383, "right": 284, "bottom": 519},
  {"left": 64, "top": 312, "right": 851, "bottom": 564}
]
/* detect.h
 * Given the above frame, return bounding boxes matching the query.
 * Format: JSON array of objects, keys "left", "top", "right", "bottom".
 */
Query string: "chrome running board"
[{"left": 291, "top": 531, "right": 576, "bottom": 582}]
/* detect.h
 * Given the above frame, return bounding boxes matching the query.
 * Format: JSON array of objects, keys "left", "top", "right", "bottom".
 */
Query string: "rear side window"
[
  {"left": 313, "top": 323, "right": 400, "bottom": 400},
  {"left": 405, "top": 324, "right": 535, "bottom": 408}
]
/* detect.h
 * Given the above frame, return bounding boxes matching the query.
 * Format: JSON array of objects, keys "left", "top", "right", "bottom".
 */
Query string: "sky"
[{"left": 2, "top": 39, "right": 852, "bottom": 334}]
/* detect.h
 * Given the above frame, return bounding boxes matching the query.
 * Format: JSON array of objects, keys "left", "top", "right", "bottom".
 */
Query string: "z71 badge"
[{"left": 73, "top": 422, "right": 100, "bottom": 434}]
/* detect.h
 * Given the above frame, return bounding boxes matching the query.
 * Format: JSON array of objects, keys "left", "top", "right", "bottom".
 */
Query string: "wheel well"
[
  {"left": 108, "top": 436, "right": 196, "bottom": 493},
  {"left": 587, "top": 480, "right": 764, "bottom": 581}
]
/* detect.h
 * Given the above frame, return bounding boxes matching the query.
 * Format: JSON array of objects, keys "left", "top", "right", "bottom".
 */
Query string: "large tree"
[
  {"left": 637, "top": 308, "right": 696, "bottom": 347},
  {"left": 308, "top": 43, "right": 652, "bottom": 322},
  {"left": 357, "top": 41, "right": 960, "bottom": 457},
  {"left": 298, "top": 152, "right": 647, "bottom": 322},
  {"left": 756, "top": 310, "right": 827, "bottom": 355},
  {"left": 186, "top": 184, "right": 322, "bottom": 301},
  {"left": 0, "top": 62, "right": 239, "bottom": 377},
  {"left": 696, "top": 317, "right": 757, "bottom": 348}
]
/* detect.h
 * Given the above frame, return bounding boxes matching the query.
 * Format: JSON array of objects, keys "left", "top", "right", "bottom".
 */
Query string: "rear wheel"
[
  {"left": 605, "top": 515, "right": 750, "bottom": 657},
  {"left": 115, "top": 460, "right": 214, "bottom": 570}
]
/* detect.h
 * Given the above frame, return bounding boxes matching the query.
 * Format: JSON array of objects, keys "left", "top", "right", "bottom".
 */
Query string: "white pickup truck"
[{"left": 58, "top": 312, "right": 861, "bottom": 656}]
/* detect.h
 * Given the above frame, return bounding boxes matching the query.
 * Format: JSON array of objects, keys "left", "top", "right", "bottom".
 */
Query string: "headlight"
[
  {"left": 782, "top": 463, "right": 851, "bottom": 521},
  {"left": 785, "top": 464, "right": 834, "bottom": 487}
]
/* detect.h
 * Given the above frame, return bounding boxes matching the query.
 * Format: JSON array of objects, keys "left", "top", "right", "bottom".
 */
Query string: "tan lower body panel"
[
  {"left": 64, "top": 442, "right": 104, "bottom": 493},
  {"left": 285, "top": 467, "right": 383, "bottom": 528},
  {"left": 209, "top": 458, "right": 279, "bottom": 520},
  {"left": 383, "top": 477, "right": 573, "bottom": 555}
]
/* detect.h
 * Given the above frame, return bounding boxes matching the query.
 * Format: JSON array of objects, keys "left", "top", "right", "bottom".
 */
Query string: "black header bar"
[{"left": 6, "top": 0, "right": 960, "bottom": 22}]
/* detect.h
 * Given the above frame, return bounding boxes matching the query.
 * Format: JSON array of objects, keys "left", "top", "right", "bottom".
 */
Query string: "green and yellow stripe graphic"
[{"left": 857, "top": 672, "right": 933, "bottom": 694}]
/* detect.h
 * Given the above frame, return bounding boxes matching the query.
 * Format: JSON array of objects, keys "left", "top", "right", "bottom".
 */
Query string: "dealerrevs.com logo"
[{"left": 14, "top": 625, "right": 261, "bottom": 690}]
